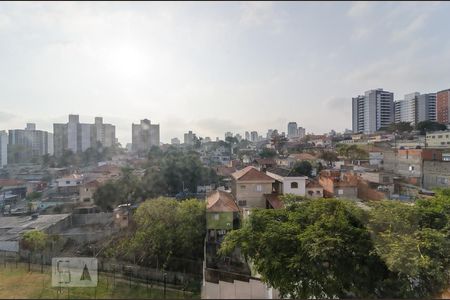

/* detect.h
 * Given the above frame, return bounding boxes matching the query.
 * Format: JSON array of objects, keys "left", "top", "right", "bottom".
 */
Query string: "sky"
[{"left": 1, "top": 1, "right": 450, "bottom": 145}]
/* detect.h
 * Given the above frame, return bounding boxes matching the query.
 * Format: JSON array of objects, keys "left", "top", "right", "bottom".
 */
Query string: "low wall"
[
  {"left": 71, "top": 212, "right": 112, "bottom": 226},
  {"left": 202, "top": 277, "right": 278, "bottom": 299}
]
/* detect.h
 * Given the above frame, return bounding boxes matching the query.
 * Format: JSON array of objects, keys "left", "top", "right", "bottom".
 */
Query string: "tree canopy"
[
  {"left": 319, "top": 150, "right": 338, "bottom": 166},
  {"left": 21, "top": 230, "right": 49, "bottom": 252},
  {"left": 258, "top": 148, "right": 277, "bottom": 159},
  {"left": 416, "top": 121, "right": 447, "bottom": 135},
  {"left": 292, "top": 160, "right": 312, "bottom": 177},
  {"left": 220, "top": 190, "right": 450, "bottom": 298},
  {"left": 117, "top": 198, "right": 206, "bottom": 267}
]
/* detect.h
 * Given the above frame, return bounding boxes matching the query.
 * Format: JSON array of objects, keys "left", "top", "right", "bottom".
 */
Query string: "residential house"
[
  {"left": 426, "top": 130, "right": 450, "bottom": 148},
  {"left": 231, "top": 166, "right": 275, "bottom": 213},
  {"left": 383, "top": 148, "right": 442, "bottom": 186},
  {"left": 318, "top": 170, "right": 358, "bottom": 199},
  {"left": 252, "top": 158, "right": 276, "bottom": 171},
  {"left": 79, "top": 179, "right": 104, "bottom": 205},
  {"left": 277, "top": 153, "right": 318, "bottom": 168},
  {"left": 265, "top": 166, "right": 307, "bottom": 196},
  {"left": 305, "top": 180, "right": 324, "bottom": 198},
  {"left": 0, "top": 179, "right": 27, "bottom": 199},
  {"left": 56, "top": 174, "right": 83, "bottom": 194},
  {"left": 423, "top": 160, "right": 450, "bottom": 189},
  {"left": 206, "top": 190, "right": 240, "bottom": 244}
]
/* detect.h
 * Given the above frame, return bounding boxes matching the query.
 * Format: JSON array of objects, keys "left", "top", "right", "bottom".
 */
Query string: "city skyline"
[{"left": 1, "top": 2, "right": 450, "bottom": 144}]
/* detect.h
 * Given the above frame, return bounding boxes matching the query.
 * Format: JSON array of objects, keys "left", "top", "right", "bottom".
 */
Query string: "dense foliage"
[
  {"left": 21, "top": 230, "right": 49, "bottom": 252},
  {"left": 220, "top": 190, "right": 450, "bottom": 298},
  {"left": 292, "top": 160, "right": 312, "bottom": 177},
  {"left": 94, "top": 148, "right": 219, "bottom": 210},
  {"left": 336, "top": 144, "right": 369, "bottom": 161},
  {"left": 112, "top": 198, "right": 205, "bottom": 268},
  {"left": 416, "top": 121, "right": 447, "bottom": 135}
]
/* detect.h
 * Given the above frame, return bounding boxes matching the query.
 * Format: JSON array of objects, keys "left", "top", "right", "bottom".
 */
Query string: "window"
[
  {"left": 338, "top": 189, "right": 344, "bottom": 195},
  {"left": 290, "top": 182, "right": 298, "bottom": 189},
  {"left": 238, "top": 200, "right": 247, "bottom": 206},
  {"left": 256, "top": 185, "right": 262, "bottom": 192},
  {"left": 213, "top": 213, "right": 219, "bottom": 220},
  {"left": 240, "top": 185, "right": 246, "bottom": 189},
  {"left": 308, "top": 191, "right": 314, "bottom": 196},
  {"left": 316, "top": 190, "right": 321, "bottom": 195},
  {"left": 66, "top": 181, "right": 70, "bottom": 184}
]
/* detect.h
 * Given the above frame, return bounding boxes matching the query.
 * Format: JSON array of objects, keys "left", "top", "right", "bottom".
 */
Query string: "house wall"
[
  {"left": 306, "top": 187, "right": 323, "bottom": 198},
  {"left": 233, "top": 181, "right": 273, "bottom": 209},
  {"left": 334, "top": 186, "right": 358, "bottom": 199},
  {"left": 79, "top": 185, "right": 97, "bottom": 204},
  {"left": 423, "top": 161, "right": 450, "bottom": 189},
  {"left": 202, "top": 278, "right": 279, "bottom": 299},
  {"left": 282, "top": 177, "right": 306, "bottom": 196},
  {"left": 357, "top": 180, "right": 385, "bottom": 201},
  {"left": 56, "top": 178, "right": 82, "bottom": 187},
  {"left": 207, "top": 212, "right": 234, "bottom": 230}
]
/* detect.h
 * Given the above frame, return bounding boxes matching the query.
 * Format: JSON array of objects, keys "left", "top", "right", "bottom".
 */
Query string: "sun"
[{"left": 104, "top": 43, "right": 149, "bottom": 80}]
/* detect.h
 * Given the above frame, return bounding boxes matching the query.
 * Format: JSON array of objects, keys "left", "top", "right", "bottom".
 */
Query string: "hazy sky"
[{"left": 1, "top": 1, "right": 450, "bottom": 144}]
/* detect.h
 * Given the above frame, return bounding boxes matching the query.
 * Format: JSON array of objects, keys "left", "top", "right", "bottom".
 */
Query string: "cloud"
[
  {"left": 239, "top": 1, "right": 274, "bottom": 26},
  {"left": 0, "top": 111, "right": 16, "bottom": 123},
  {"left": 193, "top": 118, "right": 243, "bottom": 139},
  {"left": 347, "top": 1, "right": 374, "bottom": 18}
]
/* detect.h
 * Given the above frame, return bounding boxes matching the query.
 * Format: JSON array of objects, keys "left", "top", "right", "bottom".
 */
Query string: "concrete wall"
[
  {"left": 234, "top": 181, "right": 273, "bottom": 209},
  {"left": 423, "top": 161, "right": 450, "bottom": 189},
  {"left": 282, "top": 177, "right": 306, "bottom": 196},
  {"left": 203, "top": 278, "right": 279, "bottom": 299},
  {"left": 0, "top": 241, "right": 19, "bottom": 252},
  {"left": 71, "top": 212, "right": 112, "bottom": 226}
]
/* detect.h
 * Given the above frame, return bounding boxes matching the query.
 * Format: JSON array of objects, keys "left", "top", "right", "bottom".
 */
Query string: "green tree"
[
  {"left": 319, "top": 150, "right": 338, "bottom": 167},
  {"left": 388, "top": 121, "right": 414, "bottom": 133},
  {"left": 126, "top": 198, "right": 205, "bottom": 266},
  {"left": 219, "top": 199, "right": 388, "bottom": 298},
  {"left": 258, "top": 148, "right": 277, "bottom": 159},
  {"left": 292, "top": 160, "right": 312, "bottom": 177},
  {"left": 368, "top": 198, "right": 450, "bottom": 298},
  {"left": 93, "top": 181, "right": 127, "bottom": 211},
  {"left": 22, "top": 230, "right": 48, "bottom": 253},
  {"left": 416, "top": 121, "right": 447, "bottom": 135},
  {"left": 270, "top": 134, "right": 288, "bottom": 154}
]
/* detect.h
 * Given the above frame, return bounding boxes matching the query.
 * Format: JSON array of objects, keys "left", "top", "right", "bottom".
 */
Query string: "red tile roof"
[
  {"left": 289, "top": 153, "right": 318, "bottom": 161},
  {"left": 231, "top": 166, "right": 275, "bottom": 182},
  {"left": 265, "top": 194, "right": 284, "bottom": 209},
  {"left": 253, "top": 158, "right": 276, "bottom": 165},
  {"left": 206, "top": 190, "right": 239, "bottom": 212},
  {"left": 306, "top": 180, "right": 323, "bottom": 188},
  {"left": 0, "top": 179, "right": 26, "bottom": 187},
  {"left": 216, "top": 165, "right": 237, "bottom": 177}
]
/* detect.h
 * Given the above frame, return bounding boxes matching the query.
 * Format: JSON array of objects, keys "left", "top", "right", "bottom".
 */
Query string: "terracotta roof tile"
[
  {"left": 306, "top": 180, "right": 323, "bottom": 188},
  {"left": 0, "top": 179, "right": 26, "bottom": 187},
  {"left": 231, "top": 166, "right": 275, "bottom": 182},
  {"left": 265, "top": 194, "right": 284, "bottom": 209},
  {"left": 289, "top": 153, "right": 317, "bottom": 161},
  {"left": 206, "top": 190, "right": 239, "bottom": 212}
]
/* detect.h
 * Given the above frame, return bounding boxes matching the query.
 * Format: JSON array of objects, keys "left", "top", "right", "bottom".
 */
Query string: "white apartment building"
[
  {"left": 352, "top": 89, "right": 394, "bottom": 134},
  {"left": 0, "top": 131, "right": 7, "bottom": 168}
]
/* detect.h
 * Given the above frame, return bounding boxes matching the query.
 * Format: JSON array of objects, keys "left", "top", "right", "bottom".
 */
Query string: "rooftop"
[
  {"left": 264, "top": 194, "right": 284, "bottom": 209},
  {"left": 206, "top": 190, "right": 239, "bottom": 213},
  {"left": 231, "top": 166, "right": 275, "bottom": 182},
  {"left": 288, "top": 153, "right": 318, "bottom": 161},
  {"left": 0, "top": 179, "right": 26, "bottom": 187},
  {"left": 0, "top": 214, "right": 70, "bottom": 241},
  {"left": 266, "top": 166, "right": 308, "bottom": 178}
]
